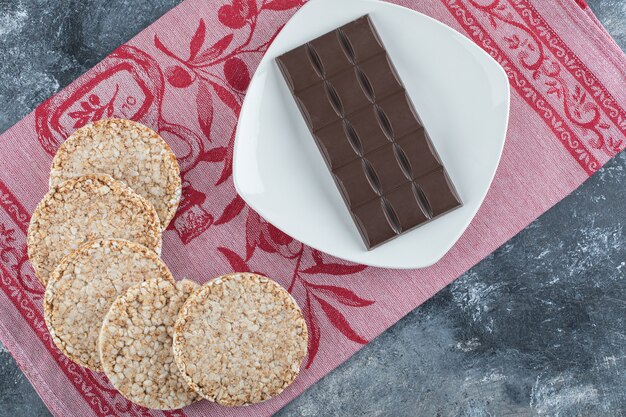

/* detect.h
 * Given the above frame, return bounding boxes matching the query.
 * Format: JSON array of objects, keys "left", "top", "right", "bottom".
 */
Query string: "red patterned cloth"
[{"left": 0, "top": 0, "right": 624, "bottom": 415}]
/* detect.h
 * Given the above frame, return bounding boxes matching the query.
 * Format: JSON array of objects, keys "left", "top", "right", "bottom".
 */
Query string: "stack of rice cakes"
[{"left": 28, "top": 119, "right": 308, "bottom": 410}]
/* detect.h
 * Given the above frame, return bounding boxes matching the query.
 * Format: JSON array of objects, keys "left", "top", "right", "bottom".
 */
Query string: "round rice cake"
[
  {"left": 99, "top": 278, "right": 200, "bottom": 410},
  {"left": 28, "top": 174, "right": 162, "bottom": 285},
  {"left": 173, "top": 273, "right": 308, "bottom": 406},
  {"left": 49, "top": 118, "right": 181, "bottom": 229},
  {"left": 44, "top": 238, "right": 173, "bottom": 371}
]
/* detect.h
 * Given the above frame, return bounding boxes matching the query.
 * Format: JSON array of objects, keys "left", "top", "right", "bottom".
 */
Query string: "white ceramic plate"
[{"left": 234, "top": 0, "right": 510, "bottom": 269}]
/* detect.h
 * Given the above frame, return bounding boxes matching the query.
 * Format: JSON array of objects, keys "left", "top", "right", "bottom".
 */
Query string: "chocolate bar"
[{"left": 276, "top": 16, "right": 461, "bottom": 249}]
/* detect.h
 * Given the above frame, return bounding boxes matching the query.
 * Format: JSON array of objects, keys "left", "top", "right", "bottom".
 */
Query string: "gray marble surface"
[{"left": 0, "top": 0, "right": 624, "bottom": 416}]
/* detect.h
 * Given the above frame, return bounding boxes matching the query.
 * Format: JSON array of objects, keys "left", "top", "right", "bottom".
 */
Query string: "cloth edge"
[
  {"left": 0, "top": 317, "right": 70, "bottom": 417},
  {"left": 567, "top": 0, "right": 626, "bottom": 62}
]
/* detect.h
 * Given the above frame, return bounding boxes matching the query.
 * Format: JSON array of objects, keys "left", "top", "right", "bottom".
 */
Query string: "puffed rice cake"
[
  {"left": 99, "top": 279, "right": 199, "bottom": 410},
  {"left": 44, "top": 238, "right": 173, "bottom": 371},
  {"left": 49, "top": 118, "right": 181, "bottom": 229},
  {"left": 28, "top": 174, "right": 162, "bottom": 285},
  {"left": 173, "top": 273, "right": 308, "bottom": 406}
]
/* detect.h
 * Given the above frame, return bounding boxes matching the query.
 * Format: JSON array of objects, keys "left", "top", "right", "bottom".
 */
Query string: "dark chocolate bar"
[{"left": 277, "top": 16, "right": 461, "bottom": 249}]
